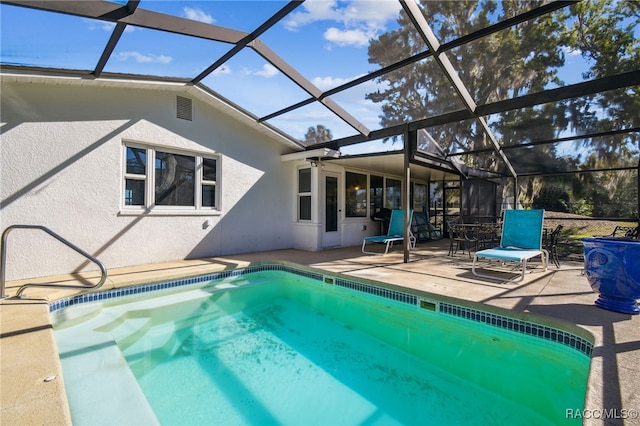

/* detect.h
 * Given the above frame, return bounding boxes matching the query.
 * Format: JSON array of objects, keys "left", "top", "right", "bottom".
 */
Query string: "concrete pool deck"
[{"left": 1, "top": 239, "right": 639, "bottom": 425}]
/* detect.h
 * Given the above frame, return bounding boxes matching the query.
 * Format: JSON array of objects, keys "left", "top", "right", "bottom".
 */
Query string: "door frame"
[{"left": 321, "top": 171, "right": 342, "bottom": 248}]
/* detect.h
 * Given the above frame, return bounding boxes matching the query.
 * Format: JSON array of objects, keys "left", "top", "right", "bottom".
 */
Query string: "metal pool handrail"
[{"left": 1, "top": 225, "right": 107, "bottom": 299}]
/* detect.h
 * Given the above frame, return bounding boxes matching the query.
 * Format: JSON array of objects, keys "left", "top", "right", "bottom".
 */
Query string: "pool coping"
[{"left": 50, "top": 261, "right": 594, "bottom": 358}]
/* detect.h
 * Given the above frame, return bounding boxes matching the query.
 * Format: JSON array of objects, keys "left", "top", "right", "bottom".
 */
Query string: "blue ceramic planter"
[{"left": 582, "top": 237, "right": 640, "bottom": 314}]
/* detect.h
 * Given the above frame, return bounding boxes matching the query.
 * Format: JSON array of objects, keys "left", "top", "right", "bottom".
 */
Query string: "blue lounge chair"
[
  {"left": 362, "top": 209, "right": 416, "bottom": 255},
  {"left": 472, "top": 209, "right": 548, "bottom": 282}
]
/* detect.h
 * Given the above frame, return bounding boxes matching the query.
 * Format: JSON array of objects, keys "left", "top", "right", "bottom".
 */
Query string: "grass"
[{"left": 544, "top": 212, "right": 638, "bottom": 260}]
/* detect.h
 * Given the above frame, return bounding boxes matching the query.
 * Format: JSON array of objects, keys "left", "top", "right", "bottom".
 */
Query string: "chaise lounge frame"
[
  {"left": 362, "top": 209, "right": 416, "bottom": 255},
  {"left": 472, "top": 209, "right": 548, "bottom": 282}
]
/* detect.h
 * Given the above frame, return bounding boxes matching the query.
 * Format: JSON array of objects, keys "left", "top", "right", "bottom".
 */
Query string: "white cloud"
[
  {"left": 324, "top": 27, "right": 370, "bottom": 47},
  {"left": 115, "top": 51, "right": 172, "bottom": 64},
  {"left": 283, "top": 0, "right": 400, "bottom": 48},
  {"left": 254, "top": 63, "right": 279, "bottom": 78},
  {"left": 562, "top": 46, "right": 582, "bottom": 56},
  {"left": 211, "top": 65, "right": 231, "bottom": 75},
  {"left": 237, "top": 64, "right": 279, "bottom": 78},
  {"left": 84, "top": 18, "right": 133, "bottom": 33},
  {"left": 99, "top": 22, "right": 116, "bottom": 32},
  {"left": 343, "top": 0, "right": 400, "bottom": 24},
  {"left": 312, "top": 75, "right": 350, "bottom": 90},
  {"left": 183, "top": 7, "right": 214, "bottom": 24},
  {"left": 85, "top": 19, "right": 112, "bottom": 31},
  {"left": 284, "top": 0, "right": 342, "bottom": 30}
]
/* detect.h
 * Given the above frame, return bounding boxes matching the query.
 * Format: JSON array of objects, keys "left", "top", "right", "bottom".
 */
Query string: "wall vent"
[{"left": 176, "top": 96, "right": 193, "bottom": 121}]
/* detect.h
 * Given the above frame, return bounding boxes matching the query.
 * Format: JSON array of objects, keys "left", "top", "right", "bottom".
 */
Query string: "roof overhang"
[
  {"left": 324, "top": 151, "right": 462, "bottom": 182},
  {"left": 281, "top": 148, "right": 341, "bottom": 162}
]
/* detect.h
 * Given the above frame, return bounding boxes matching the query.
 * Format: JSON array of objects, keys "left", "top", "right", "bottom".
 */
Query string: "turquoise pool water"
[{"left": 52, "top": 268, "right": 590, "bottom": 425}]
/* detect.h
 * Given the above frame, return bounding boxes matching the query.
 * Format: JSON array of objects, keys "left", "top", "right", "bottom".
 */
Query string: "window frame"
[
  {"left": 297, "top": 166, "right": 312, "bottom": 222},
  {"left": 384, "top": 177, "right": 402, "bottom": 210},
  {"left": 200, "top": 156, "right": 217, "bottom": 209},
  {"left": 123, "top": 145, "right": 147, "bottom": 208},
  {"left": 345, "top": 171, "right": 368, "bottom": 218},
  {"left": 345, "top": 169, "right": 428, "bottom": 219},
  {"left": 121, "top": 142, "right": 220, "bottom": 215}
]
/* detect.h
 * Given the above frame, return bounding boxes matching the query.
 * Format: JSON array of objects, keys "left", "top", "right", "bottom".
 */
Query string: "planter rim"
[{"left": 582, "top": 237, "right": 639, "bottom": 244}]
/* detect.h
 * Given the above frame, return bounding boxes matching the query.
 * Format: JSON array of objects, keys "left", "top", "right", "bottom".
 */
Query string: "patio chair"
[
  {"left": 477, "top": 223, "right": 501, "bottom": 250},
  {"left": 472, "top": 209, "right": 548, "bottom": 282},
  {"left": 447, "top": 221, "right": 476, "bottom": 258},
  {"left": 544, "top": 224, "right": 564, "bottom": 268},
  {"left": 362, "top": 209, "right": 416, "bottom": 255},
  {"left": 412, "top": 211, "right": 442, "bottom": 241},
  {"left": 447, "top": 220, "right": 467, "bottom": 257}
]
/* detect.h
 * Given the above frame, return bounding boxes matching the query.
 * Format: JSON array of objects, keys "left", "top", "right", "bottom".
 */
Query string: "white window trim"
[
  {"left": 201, "top": 156, "right": 217, "bottom": 209},
  {"left": 297, "top": 166, "right": 312, "bottom": 222},
  {"left": 121, "top": 142, "right": 221, "bottom": 216}
]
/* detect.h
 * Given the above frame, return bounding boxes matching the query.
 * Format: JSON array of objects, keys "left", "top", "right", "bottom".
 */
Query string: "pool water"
[{"left": 53, "top": 270, "right": 590, "bottom": 425}]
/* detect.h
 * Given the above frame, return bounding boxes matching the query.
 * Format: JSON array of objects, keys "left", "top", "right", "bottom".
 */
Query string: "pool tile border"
[
  {"left": 49, "top": 263, "right": 593, "bottom": 357},
  {"left": 439, "top": 303, "right": 593, "bottom": 356}
]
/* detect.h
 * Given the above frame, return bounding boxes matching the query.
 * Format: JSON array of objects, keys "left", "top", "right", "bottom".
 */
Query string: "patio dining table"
[{"left": 447, "top": 222, "right": 501, "bottom": 256}]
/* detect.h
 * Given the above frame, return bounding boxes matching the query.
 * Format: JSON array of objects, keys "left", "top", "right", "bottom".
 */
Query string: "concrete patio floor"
[{"left": 1, "top": 239, "right": 639, "bottom": 425}]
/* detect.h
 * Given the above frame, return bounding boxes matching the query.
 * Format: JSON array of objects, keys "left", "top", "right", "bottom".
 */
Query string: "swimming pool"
[{"left": 51, "top": 263, "right": 592, "bottom": 425}]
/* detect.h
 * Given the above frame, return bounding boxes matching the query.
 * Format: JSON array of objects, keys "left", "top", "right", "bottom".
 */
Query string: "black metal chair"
[
  {"left": 545, "top": 224, "right": 564, "bottom": 268},
  {"left": 477, "top": 223, "right": 500, "bottom": 249},
  {"left": 447, "top": 221, "right": 469, "bottom": 257},
  {"left": 599, "top": 225, "right": 639, "bottom": 239}
]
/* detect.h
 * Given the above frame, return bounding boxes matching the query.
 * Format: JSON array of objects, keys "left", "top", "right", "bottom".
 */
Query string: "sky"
[
  {"left": 1, "top": 0, "right": 404, "bottom": 144},
  {"left": 0, "top": 0, "right": 636, "bottom": 158}
]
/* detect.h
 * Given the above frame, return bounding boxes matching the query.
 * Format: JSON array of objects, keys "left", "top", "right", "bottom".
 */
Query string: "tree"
[
  {"left": 366, "top": 1, "right": 569, "bottom": 206},
  {"left": 565, "top": 0, "right": 640, "bottom": 163},
  {"left": 366, "top": 1, "right": 566, "bottom": 167},
  {"left": 303, "top": 125, "right": 333, "bottom": 145},
  {"left": 532, "top": 183, "right": 571, "bottom": 212},
  {"left": 365, "top": 0, "right": 638, "bottom": 215},
  {"left": 563, "top": 0, "right": 640, "bottom": 218}
]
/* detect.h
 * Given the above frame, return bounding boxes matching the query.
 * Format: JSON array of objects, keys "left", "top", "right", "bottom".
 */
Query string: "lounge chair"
[
  {"left": 472, "top": 209, "right": 548, "bottom": 282},
  {"left": 362, "top": 209, "right": 416, "bottom": 255}
]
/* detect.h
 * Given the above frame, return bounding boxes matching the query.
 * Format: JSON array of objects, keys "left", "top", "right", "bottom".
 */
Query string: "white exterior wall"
[
  {"left": 1, "top": 77, "right": 298, "bottom": 280},
  {"left": 287, "top": 160, "right": 406, "bottom": 251}
]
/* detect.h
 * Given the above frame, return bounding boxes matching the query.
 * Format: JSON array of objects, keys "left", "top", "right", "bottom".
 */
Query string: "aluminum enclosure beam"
[
  {"left": 401, "top": 0, "right": 518, "bottom": 178},
  {"left": 94, "top": 0, "right": 140, "bottom": 77},
  {"left": 192, "top": 1, "right": 303, "bottom": 84}
]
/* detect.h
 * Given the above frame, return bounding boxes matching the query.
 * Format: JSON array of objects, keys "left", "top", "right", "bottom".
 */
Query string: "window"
[
  {"left": 201, "top": 158, "right": 217, "bottom": 207},
  {"left": 155, "top": 151, "right": 195, "bottom": 206},
  {"left": 124, "top": 146, "right": 146, "bottom": 206},
  {"left": 123, "top": 144, "right": 219, "bottom": 212},
  {"left": 345, "top": 172, "right": 367, "bottom": 217},
  {"left": 369, "top": 174, "right": 403, "bottom": 213},
  {"left": 385, "top": 178, "right": 401, "bottom": 209},
  {"left": 298, "top": 168, "right": 311, "bottom": 221},
  {"left": 413, "top": 183, "right": 427, "bottom": 211},
  {"left": 370, "top": 174, "right": 384, "bottom": 213}
]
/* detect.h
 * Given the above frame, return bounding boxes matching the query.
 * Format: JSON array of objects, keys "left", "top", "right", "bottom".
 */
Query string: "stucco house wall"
[{"left": 1, "top": 74, "right": 300, "bottom": 281}]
